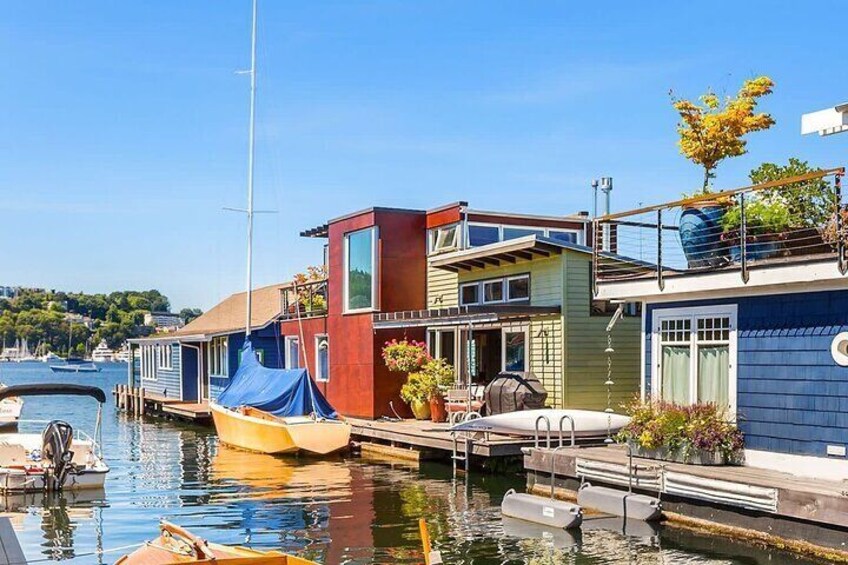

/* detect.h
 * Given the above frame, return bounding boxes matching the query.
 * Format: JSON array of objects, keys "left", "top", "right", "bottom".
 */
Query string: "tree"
[
  {"left": 672, "top": 76, "right": 775, "bottom": 190},
  {"left": 748, "top": 158, "right": 832, "bottom": 227},
  {"left": 179, "top": 308, "right": 203, "bottom": 324}
]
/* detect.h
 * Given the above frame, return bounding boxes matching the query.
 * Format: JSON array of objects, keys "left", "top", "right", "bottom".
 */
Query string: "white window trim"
[
  {"left": 428, "top": 224, "right": 461, "bottom": 254},
  {"left": 209, "top": 336, "right": 229, "bottom": 378},
  {"left": 285, "top": 335, "right": 300, "bottom": 369},
  {"left": 465, "top": 222, "right": 585, "bottom": 247},
  {"left": 141, "top": 344, "right": 157, "bottom": 381},
  {"left": 650, "top": 304, "right": 738, "bottom": 418},
  {"left": 482, "top": 280, "right": 505, "bottom": 304},
  {"left": 505, "top": 274, "right": 531, "bottom": 302},
  {"left": 343, "top": 226, "right": 379, "bottom": 314},
  {"left": 501, "top": 326, "right": 530, "bottom": 373},
  {"left": 459, "top": 274, "right": 531, "bottom": 306},
  {"left": 314, "top": 334, "right": 329, "bottom": 382},
  {"left": 426, "top": 328, "right": 460, "bottom": 379},
  {"left": 459, "top": 282, "right": 481, "bottom": 306}
]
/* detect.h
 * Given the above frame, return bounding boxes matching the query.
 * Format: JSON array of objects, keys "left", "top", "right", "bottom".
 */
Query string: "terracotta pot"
[
  {"left": 429, "top": 395, "right": 447, "bottom": 423},
  {"left": 409, "top": 399, "right": 431, "bottom": 420}
]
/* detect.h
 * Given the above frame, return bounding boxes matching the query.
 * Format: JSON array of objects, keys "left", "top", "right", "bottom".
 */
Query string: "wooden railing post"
[
  {"left": 592, "top": 219, "right": 599, "bottom": 296},
  {"left": 837, "top": 174, "right": 846, "bottom": 275},
  {"left": 657, "top": 210, "right": 664, "bottom": 291},
  {"left": 740, "top": 192, "right": 749, "bottom": 283}
]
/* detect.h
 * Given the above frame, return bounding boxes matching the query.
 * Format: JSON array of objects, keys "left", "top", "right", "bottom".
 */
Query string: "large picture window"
[
  {"left": 466, "top": 223, "right": 583, "bottom": 247},
  {"left": 344, "top": 227, "right": 378, "bottom": 313},
  {"left": 652, "top": 306, "right": 737, "bottom": 415}
]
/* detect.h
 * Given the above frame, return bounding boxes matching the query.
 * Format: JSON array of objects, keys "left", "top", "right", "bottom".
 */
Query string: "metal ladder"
[{"left": 451, "top": 411, "right": 482, "bottom": 473}]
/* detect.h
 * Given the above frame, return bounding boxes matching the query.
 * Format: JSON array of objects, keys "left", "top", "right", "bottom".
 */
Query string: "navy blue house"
[{"left": 128, "top": 283, "right": 290, "bottom": 404}]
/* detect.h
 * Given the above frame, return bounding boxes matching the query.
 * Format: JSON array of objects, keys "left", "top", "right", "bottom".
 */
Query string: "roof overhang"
[
  {"left": 595, "top": 257, "right": 848, "bottom": 302},
  {"left": 429, "top": 235, "right": 590, "bottom": 272},
  {"left": 300, "top": 224, "right": 329, "bottom": 238},
  {"left": 801, "top": 103, "right": 848, "bottom": 136},
  {"left": 372, "top": 304, "right": 561, "bottom": 329}
]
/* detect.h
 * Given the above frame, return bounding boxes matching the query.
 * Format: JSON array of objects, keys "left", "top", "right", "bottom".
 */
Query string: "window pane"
[
  {"left": 346, "top": 229, "right": 374, "bottom": 310},
  {"left": 433, "top": 225, "right": 458, "bottom": 251},
  {"left": 288, "top": 338, "right": 300, "bottom": 369},
  {"left": 468, "top": 225, "right": 499, "bottom": 247},
  {"left": 483, "top": 280, "right": 503, "bottom": 302},
  {"left": 548, "top": 230, "right": 578, "bottom": 244},
  {"left": 460, "top": 285, "right": 479, "bottom": 305},
  {"left": 317, "top": 338, "right": 329, "bottom": 381},
  {"left": 504, "top": 331, "right": 526, "bottom": 372},
  {"left": 661, "top": 345, "right": 690, "bottom": 404},
  {"left": 698, "top": 345, "right": 729, "bottom": 407},
  {"left": 503, "top": 227, "right": 544, "bottom": 241},
  {"left": 507, "top": 277, "right": 529, "bottom": 301},
  {"left": 439, "top": 331, "right": 456, "bottom": 368}
]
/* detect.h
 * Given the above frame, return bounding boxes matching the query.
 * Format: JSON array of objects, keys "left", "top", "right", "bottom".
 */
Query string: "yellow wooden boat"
[
  {"left": 115, "top": 521, "right": 317, "bottom": 564},
  {"left": 210, "top": 403, "right": 351, "bottom": 455}
]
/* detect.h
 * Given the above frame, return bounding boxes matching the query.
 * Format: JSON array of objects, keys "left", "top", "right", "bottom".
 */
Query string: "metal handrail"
[
  {"left": 557, "top": 414, "right": 576, "bottom": 448},
  {"left": 534, "top": 415, "right": 551, "bottom": 449}
]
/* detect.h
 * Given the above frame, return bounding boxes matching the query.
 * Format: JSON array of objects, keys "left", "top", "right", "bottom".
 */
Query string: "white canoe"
[{"left": 450, "top": 409, "right": 630, "bottom": 438}]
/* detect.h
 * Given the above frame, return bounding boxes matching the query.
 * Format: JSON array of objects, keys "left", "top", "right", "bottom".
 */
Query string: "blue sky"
[{"left": 2, "top": 1, "right": 845, "bottom": 310}]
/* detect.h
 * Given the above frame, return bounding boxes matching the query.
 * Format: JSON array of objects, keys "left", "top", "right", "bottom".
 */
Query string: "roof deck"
[{"left": 592, "top": 168, "right": 848, "bottom": 300}]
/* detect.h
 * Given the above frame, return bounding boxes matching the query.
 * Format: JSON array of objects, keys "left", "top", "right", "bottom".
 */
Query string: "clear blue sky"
[{"left": 2, "top": 2, "right": 845, "bottom": 310}]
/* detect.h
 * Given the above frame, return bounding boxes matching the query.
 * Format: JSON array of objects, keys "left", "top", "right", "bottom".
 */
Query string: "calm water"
[{"left": 0, "top": 363, "right": 823, "bottom": 565}]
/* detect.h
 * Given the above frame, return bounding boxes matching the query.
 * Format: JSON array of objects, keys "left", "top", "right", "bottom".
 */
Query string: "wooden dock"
[
  {"left": 524, "top": 444, "right": 848, "bottom": 553},
  {"left": 113, "top": 385, "right": 212, "bottom": 424}
]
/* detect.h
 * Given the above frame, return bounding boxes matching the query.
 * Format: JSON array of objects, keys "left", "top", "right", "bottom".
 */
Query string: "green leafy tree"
[{"left": 179, "top": 308, "right": 203, "bottom": 324}]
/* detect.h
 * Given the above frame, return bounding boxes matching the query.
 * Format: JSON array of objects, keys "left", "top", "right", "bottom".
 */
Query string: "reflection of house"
[
  {"left": 292, "top": 202, "right": 640, "bottom": 418},
  {"left": 128, "top": 284, "right": 288, "bottom": 402},
  {"left": 592, "top": 169, "right": 848, "bottom": 480}
]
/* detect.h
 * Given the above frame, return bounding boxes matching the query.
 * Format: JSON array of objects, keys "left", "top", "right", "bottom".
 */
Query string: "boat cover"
[{"left": 216, "top": 341, "right": 338, "bottom": 420}]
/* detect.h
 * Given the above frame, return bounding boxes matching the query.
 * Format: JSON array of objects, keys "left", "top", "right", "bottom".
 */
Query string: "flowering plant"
[
  {"left": 382, "top": 339, "right": 430, "bottom": 373},
  {"left": 400, "top": 359, "right": 456, "bottom": 403},
  {"left": 617, "top": 399, "right": 744, "bottom": 463}
]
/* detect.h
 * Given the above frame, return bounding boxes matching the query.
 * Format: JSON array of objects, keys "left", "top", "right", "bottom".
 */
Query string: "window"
[
  {"left": 459, "top": 274, "right": 530, "bottom": 306},
  {"left": 285, "top": 336, "right": 300, "bottom": 369},
  {"left": 502, "top": 328, "right": 528, "bottom": 372},
  {"left": 238, "top": 346, "right": 264, "bottom": 366},
  {"left": 460, "top": 283, "right": 479, "bottom": 306},
  {"left": 157, "top": 343, "right": 173, "bottom": 370},
  {"left": 315, "top": 335, "right": 329, "bottom": 382},
  {"left": 652, "top": 306, "right": 737, "bottom": 415},
  {"left": 141, "top": 345, "right": 157, "bottom": 381},
  {"left": 503, "top": 227, "right": 544, "bottom": 241},
  {"left": 429, "top": 224, "right": 460, "bottom": 253},
  {"left": 427, "top": 329, "right": 457, "bottom": 374},
  {"left": 506, "top": 275, "right": 530, "bottom": 301},
  {"left": 483, "top": 280, "right": 504, "bottom": 303},
  {"left": 467, "top": 224, "right": 499, "bottom": 247},
  {"left": 210, "top": 337, "right": 229, "bottom": 377},
  {"left": 344, "top": 227, "right": 378, "bottom": 313},
  {"left": 548, "top": 230, "right": 579, "bottom": 244}
]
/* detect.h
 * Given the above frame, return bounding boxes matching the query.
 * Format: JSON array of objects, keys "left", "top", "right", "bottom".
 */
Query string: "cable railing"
[
  {"left": 592, "top": 168, "right": 847, "bottom": 292},
  {"left": 280, "top": 279, "right": 328, "bottom": 319}
]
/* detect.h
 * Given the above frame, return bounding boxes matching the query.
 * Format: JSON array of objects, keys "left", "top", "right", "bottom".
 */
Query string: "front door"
[{"left": 199, "top": 343, "right": 210, "bottom": 402}]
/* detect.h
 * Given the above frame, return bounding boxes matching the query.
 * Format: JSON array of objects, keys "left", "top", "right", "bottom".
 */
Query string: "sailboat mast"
[{"left": 244, "top": 0, "right": 258, "bottom": 338}]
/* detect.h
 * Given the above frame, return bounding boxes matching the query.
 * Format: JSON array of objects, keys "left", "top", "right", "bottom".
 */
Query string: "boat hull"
[
  {"left": 210, "top": 403, "right": 351, "bottom": 456},
  {"left": 450, "top": 409, "right": 631, "bottom": 438},
  {"left": 50, "top": 364, "right": 100, "bottom": 373}
]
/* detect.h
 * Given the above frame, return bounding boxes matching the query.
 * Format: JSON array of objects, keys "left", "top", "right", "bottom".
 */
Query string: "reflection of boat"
[
  {"left": 211, "top": 344, "right": 351, "bottom": 456},
  {"left": 450, "top": 409, "right": 630, "bottom": 438},
  {"left": 0, "top": 384, "right": 108, "bottom": 492},
  {"left": 115, "top": 521, "right": 317, "bottom": 564},
  {"left": 50, "top": 362, "right": 100, "bottom": 373},
  {"left": 501, "top": 516, "right": 582, "bottom": 550}
]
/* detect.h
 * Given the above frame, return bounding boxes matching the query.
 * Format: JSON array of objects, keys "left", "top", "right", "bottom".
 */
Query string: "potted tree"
[
  {"left": 400, "top": 359, "right": 455, "bottom": 423},
  {"left": 383, "top": 339, "right": 431, "bottom": 419},
  {"left": 399, "top": 372, "right": 432, "bottom": 420},
  {"left": 671, "top": 77, "right": 775, "bottom": 268}
]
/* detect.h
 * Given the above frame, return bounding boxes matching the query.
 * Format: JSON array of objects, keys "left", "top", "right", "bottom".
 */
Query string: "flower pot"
[
  {"left": 429, "top": 396, "right": 447, "bottom": 423},
  {"left": 627, "top": 440, "right": 737, "bottom": 466},
  {"left": 409, "top": 399, "right": 431, "bottom": 420},
  {"left": 727, "top": 232, "right": 783, "bottom": 262},
  {"left": 679, "top": 203, "right": 729, "bottom": 268}
]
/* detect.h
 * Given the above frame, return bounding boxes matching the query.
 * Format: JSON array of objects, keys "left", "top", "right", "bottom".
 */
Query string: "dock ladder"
[{"left": 451, "top": 411, "right": 482, "bottom": 474}]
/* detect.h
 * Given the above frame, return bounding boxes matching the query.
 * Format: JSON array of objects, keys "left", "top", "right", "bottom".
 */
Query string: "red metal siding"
[{"left": 426, "top": 205, "right": 463, "bottom": 228}]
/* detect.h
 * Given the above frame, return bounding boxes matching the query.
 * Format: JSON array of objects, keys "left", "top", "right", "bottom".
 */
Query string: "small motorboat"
[
  {"left": 115, "top": 521, "right": 318, "bottom": 564},
  {"left": 450, "top": 408, "right": 631, "bottom": 439},
  {"left": 211, "top": 342, "right": 351, "bottom": 456},
  {"left": 50, "top": 362, "right": 101, "bottom": 373},
  {"left": 0, "top": 384, "right": 108, "bottom": 492}
]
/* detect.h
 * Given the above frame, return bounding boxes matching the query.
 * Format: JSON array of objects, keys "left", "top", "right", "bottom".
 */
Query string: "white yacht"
[{"left": 91, "top": 340, "right": 115, "bottom": 363}]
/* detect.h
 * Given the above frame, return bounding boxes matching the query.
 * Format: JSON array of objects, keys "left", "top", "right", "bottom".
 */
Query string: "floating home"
[
  {"left": 291, "top": 201, "right": 641, "bottom": 419},
  {"left": 593, "top": 168, "right": 848, "bottom": 480},
  {"left": 128, "top": 283, "right": 290, "bottom": 403}
]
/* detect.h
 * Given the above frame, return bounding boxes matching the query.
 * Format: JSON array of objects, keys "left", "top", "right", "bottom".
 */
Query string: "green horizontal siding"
[{"left": 427, "top": 264, "right": 458, "bottom": 308}]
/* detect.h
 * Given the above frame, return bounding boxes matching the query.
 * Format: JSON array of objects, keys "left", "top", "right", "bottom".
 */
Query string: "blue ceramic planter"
[
  {"left": 679, "top": 205, "right": 728, "bottom": 268},
  {"left": 729, "top": 237, "right": 782, "bottom": 262}
]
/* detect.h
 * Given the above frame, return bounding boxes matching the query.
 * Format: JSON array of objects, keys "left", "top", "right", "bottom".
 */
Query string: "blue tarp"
[{"left": 216, "top": 340, "right": 339, "bottom": 420}]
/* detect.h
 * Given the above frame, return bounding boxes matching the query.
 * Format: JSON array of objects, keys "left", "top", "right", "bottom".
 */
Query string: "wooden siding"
[
  {"left": 645, "top": 290, "right": 848, "bottom": 459},
  {"left": 141, "top": 342, "right": 182, "bottom": 400},
  {"left": 563, "top": 253, "right": 641, "bottom": 410},
  {"left": 456, "top": 255, "right": 563, "bottom": 307},
  {"left": 427, "top": 264, "right": 458, "bottom": 308}
]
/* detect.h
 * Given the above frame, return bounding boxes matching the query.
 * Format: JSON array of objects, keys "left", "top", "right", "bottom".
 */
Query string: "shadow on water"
[{"left": 0, "top": 363, "right": 830, "bottom": 565}]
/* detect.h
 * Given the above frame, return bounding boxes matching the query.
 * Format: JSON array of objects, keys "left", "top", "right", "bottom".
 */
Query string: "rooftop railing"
[
  {"left": 280, "top": 279, "right": 328, "bottom": 319},
  {"left": 592, "top": 168, "right": 847, "bottom": 292}
]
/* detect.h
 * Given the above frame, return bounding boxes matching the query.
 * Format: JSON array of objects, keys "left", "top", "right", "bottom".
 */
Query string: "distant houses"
[
  {"left": 143, "top": 311, "right": 185, "bottom": 332},
  {"left": 128, "top": 201, "right": 642, "bottom": 419}
]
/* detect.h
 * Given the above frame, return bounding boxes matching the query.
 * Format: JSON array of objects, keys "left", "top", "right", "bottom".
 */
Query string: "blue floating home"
[
  {"left": 128, "top": 283, "right": 290, "bottom": 403},
  {"left": 593, "top": 168, "right": 848, "bottom": 480}
]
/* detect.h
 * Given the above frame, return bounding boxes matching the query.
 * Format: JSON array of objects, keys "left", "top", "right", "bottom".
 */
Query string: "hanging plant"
[{"left": 381, "top": 339, "right": 430, "bottom": 373}]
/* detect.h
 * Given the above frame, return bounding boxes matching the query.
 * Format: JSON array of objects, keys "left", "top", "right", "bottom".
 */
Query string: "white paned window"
[
  {"left": 141, "top": 344, "right": 157, "bottom": 381},
  {"left": 652, "top": 305, "right": 737, "bottom": 416},
  {"left": 315, "top": 335, "right": 329, "bottom": 382},
  {"left": 285, "top": 336, "right": 300, "bottom": 369},
  {"left": 158, "top": 343, "right": 173, "bottom": 370},
  {"left": 459, "top": 275, "right": 530, "bottom": 306},
  {"left": 429, "top": 224, "right": 460, "bottom": 254},
  {"left": 209, "top": 337, "right": 229, "bottom": 378},
  {"left": 466, "top": 223, "right": 585, "bottom": 247}
]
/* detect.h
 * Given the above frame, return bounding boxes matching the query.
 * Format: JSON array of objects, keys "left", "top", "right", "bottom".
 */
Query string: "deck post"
[
  {"left": 140, "top": 388, "right": 145, "bottom": 416},
  {"left": 656, "top": 210, "right": 664, "bottom": 290},
  {"left": 740, "top": 192, "right": 749, "bottom": 283},
  {"left": 836, "top": 174, "right": 846, "bottom": 275}
]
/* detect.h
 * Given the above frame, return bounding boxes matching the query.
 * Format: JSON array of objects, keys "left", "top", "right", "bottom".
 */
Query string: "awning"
[
  {"left": 429, "top": 235, "right": 589, "bottom": 272},
  {"left": 372, "top": 305, "right": 560, "bottom": 329}
]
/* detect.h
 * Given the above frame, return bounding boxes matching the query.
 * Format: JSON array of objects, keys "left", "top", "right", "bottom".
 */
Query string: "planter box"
[{"left": 627, "top": 441, "right": 737, "bottom": 466}]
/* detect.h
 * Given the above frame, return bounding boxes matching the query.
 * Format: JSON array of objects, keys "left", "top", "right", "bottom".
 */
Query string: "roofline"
[
  {"left": 465, "top": 208, "right": 591, "bottom": 223},
  {"left": 426, "top": 201, "right": 468, "bottom": 215},
  {"left": 429, "top": 234, "right": 592, "bottom": 270},
  {"left": 327, "top": 206, "right": 425, "bottom": 225}
]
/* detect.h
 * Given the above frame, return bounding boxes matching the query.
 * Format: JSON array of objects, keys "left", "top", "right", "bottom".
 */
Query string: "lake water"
[{"left": 0, "top": 362, "right": 823, "bottom": 565}]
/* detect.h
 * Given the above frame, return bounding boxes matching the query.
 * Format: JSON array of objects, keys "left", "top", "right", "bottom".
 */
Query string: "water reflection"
[{"left": 0, "top": 364, "right": 827, "bottom": 565}]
